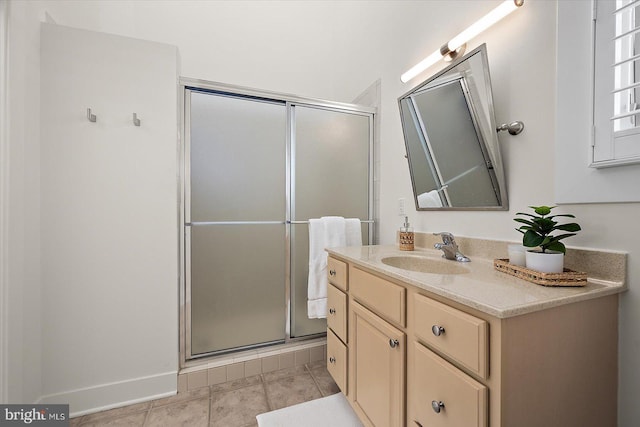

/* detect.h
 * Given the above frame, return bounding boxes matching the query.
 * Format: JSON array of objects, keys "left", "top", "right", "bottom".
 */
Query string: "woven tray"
[{"left": 493, "top": 258, "right": 587, "bottom": 287}]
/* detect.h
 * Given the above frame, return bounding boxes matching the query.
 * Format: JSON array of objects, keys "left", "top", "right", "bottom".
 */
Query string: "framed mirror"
[{"left": 398, "top": 44, "right": 508, "bottom": 210}]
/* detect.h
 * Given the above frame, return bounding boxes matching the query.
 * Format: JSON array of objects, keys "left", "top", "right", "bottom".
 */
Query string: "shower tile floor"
[{"left": 69, "top": 361, "right": 339, "bottom": 427}]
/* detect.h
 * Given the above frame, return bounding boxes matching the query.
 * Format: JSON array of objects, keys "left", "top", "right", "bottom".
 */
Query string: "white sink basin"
[{"left": 381, "top": 255, "right": 470, "bottom": 275}]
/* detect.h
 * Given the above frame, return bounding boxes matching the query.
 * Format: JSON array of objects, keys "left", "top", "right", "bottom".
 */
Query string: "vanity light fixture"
[{"left": 400, "top": 0, "right": 524, "bottom": 83}]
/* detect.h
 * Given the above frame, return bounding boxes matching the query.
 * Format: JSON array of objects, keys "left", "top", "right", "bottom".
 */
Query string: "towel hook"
[
  {"left": 132, "top": 113, "right": 141, "bottom": 126},
  {"left": 496, "top": 120, "right": 524, "bottom": 135},
  {"left": 87, "top": 108, "right": 97, "bottom": 122}
]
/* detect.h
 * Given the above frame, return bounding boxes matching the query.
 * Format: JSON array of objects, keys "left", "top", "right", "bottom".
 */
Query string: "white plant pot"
[{"left": 525, "top": 250, "right": 564, "bottom": 273}]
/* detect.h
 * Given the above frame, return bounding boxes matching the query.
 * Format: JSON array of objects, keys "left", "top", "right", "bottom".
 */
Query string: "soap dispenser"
[{"left": 399, "top": 216, "right": 414, "bottom": 251}]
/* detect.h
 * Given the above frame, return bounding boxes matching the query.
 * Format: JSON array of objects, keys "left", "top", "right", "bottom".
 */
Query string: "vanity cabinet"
[
  {"left": 327, "top": 257, "right": 348, "bottom": 394},
  {"left": 327, "top": 254, "right": 619, "bottom": 427}
]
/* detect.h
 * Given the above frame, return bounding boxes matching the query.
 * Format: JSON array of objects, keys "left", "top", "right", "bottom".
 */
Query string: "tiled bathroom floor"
[{"left": 69, "top": 361, "right": 339, "bottom": 427}]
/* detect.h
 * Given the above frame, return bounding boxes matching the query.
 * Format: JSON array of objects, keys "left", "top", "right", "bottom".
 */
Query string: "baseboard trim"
[{"left": 37, "top": 370, "right": 177, "bottom": 417}]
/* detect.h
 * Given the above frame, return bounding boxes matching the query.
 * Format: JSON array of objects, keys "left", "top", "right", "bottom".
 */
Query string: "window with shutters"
[{"left": 593, "top": 0, "right": 640, "bottom": 167}]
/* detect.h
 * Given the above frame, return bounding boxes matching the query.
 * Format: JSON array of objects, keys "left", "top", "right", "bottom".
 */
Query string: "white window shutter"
[{"left": 593, "top": 0, "right": 640, "bottom": 167}]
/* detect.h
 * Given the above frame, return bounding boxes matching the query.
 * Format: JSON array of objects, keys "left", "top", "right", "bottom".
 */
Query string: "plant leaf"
[
  {"left": 540, "top": 236, "right": 553, "bottom": 247},
  {"left": 546, "top": 241, "right": 567, "bottom": 254},
  {"left": 534, "top": 217, "right": 556, "bottom": 230},
  {"left": 515, "top": 212, "right": 538, "bottom": 218},
  {"left": 532, "top": 206, "right": 553, "bottom": 216},
  {"left": 555, "top": 223, "right": 581, "bottom": 232},
  {"left": 514, "top": 218, "right": 536, "bottom": 227},
  {"left": 549, "top": 233, "right": 577, "bottom": 242},
  {"left": 523, "top": 230, "right": 544, "bottom": 247},
  {"left": 548, "top": 214, "right": 576, "bottom": 219}
]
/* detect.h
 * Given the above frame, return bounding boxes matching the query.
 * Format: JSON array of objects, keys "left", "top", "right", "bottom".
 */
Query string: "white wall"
[
  {"left": 5, "top": 1, "right": 639, "bottom": 424},
  {"left": 38, "top": 24, "right": 179, "bottom": 414},
  {"left": 4, "top": 0, "right": 44, "bottom": 405}
]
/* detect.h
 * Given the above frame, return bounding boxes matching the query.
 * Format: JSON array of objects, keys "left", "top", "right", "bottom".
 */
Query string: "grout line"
[
  {"left": 305, "top": 364, "right": 325, "bottom": 397},
  {"left": 141, "top": 408, "right": 151, "bottom": 426},
  {"left": 207, "top": 391, "right": 212, "bottom": 427},
  {"left": 260, "top": 374, "right": 274, "bottom": 412}
]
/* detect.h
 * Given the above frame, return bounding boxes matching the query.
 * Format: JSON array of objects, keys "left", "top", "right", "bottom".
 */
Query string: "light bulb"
[
  {"left": 400, "top": 49, "right": 443, "bottom": 83},
  {"left": 448, "top": 0, "right": 521, "bottom": 52}
]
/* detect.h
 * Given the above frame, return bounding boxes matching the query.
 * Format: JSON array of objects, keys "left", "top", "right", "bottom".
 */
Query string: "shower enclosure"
[{"left": 180, "top": 80, "right": 374, "bottom": 362}]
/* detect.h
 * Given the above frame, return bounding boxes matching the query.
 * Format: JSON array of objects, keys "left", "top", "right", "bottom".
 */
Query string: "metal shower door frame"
[{"left": 178, "top": 78, "right": 375, "bottom": 367}]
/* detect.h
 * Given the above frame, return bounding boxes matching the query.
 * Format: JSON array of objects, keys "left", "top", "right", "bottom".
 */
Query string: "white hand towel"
[
  {"left": 345, "top": 218, "right": 362, "bottom": 246},
  {"left": 418, "top": 190, "right": 443, "bottom": 208},
  {"left": 307, "top": 217, "right": 361, "bottom": 319},
  {"left": 323, "top": 216, "right": 347, "bottom": 249},
  {"left": 307, "top": 218, "right": 326, "bottom": 319}
]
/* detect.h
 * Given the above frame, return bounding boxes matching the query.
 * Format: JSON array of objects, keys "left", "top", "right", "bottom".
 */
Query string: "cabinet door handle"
[
  {"left": 329, "top": 269, "right": 336, "bottom": 276},
  {"left": 431, "top": 400, "right": 445, "bottom": 413},
  {"left": 329, "top": 357, "right": 336, "bottom": 363},
  {"left": 431, "top": 325, "right": 445, "bottom": 337},
  {"left": 413, "top": 422, "right": 424, "bottom": 427},
  {"left": 329, "top": 308, "right": 336, "bottom": 315},
  {"left": 389, "top": 339, "right": 400, "bottom": 348}
]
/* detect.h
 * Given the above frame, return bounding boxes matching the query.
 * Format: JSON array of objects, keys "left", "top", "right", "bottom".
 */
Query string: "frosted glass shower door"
[
  {"left": 188, "top": 90, "right": 287, "bottom": 356},
  {"left": 291, "top": 105, "right": 371, "bottom": 337}
]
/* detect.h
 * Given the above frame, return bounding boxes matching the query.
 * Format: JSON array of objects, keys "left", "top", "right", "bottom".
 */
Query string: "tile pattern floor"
[{"left": 69, "top": 361, "right": 339, "bottom": 427}]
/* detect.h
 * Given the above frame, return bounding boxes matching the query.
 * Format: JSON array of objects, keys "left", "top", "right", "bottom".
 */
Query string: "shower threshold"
[{"left": 178, "top": 337, "right": 328, "bottom": 392}]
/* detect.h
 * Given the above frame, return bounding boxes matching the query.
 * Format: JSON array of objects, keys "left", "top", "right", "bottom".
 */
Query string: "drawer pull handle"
[
  {"left": 329, "top": 308, "right": 336, "bottom": 315},
  {"left": 431, "top": 325, "right": 445, "bottom": 337},
  {"left": 389, "top": 339, "right": 400, "bottom": 348},
  {"left": 329, "top": 357, "right": 336, "bottom": 363},
  {"left": 431, "top": 400, "right": 445, "bottom": 413},
  {"left": 413, "top": 422, "right": 424, "bottom": 427},
  {"left": 329, "top": 269, "right": 336, "bottom": 276}
]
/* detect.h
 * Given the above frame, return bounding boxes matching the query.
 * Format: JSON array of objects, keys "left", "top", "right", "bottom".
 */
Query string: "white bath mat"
[{"left": 256, "top": 393, "right": 363, "bottom": 427}]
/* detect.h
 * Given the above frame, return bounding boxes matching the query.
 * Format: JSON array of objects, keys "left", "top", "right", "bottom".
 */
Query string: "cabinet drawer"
[
  {"left": 410, "top": 342, "right": 487, "bottom": 427},
  {"left": 350, "top": 266, "right": 406, "bottom": 327},
  {"left": 327, "top": 257, "right": 348, "bottom": 291},
  {"left": 413, "top": 293, "right": 488, "bottom": 378},
  {"left": 327, "top": 328, "right": 347, "bottom": 394},
  {"left": 327, "top": 284, "right": 347, "bottom": 342}
]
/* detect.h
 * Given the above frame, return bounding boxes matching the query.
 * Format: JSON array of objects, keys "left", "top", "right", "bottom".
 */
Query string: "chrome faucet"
[{"left": 433, "top": 232, "right": 470, "bottom": 262}]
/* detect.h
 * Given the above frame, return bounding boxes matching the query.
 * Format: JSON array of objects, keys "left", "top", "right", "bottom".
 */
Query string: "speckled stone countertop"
[{"left": 326, "top": 241, "right": 627, "bottom": 319}]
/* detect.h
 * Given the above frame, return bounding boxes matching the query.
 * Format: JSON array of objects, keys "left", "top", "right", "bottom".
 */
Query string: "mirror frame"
[{"left": 398, "top": 44, "right": 508, "bottom": 211}]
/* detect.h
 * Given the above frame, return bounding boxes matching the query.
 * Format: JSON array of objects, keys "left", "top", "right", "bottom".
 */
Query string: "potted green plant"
[{"left": 514, "top": 205, "right": 581, "bottom": 273}]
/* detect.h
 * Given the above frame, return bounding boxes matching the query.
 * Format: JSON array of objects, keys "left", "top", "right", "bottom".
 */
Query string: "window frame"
[{"left": 591, "top": 0, "right": 640, "bottom": 168}]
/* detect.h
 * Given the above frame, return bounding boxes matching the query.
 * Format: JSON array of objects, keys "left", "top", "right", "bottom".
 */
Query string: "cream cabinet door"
[{"left": 351, "top": 301, "right": 405, "bottom": 427}]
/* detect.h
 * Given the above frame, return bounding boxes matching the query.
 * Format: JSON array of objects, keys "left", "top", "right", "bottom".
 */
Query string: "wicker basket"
[{"left": 493, "top": 258, "right": 587, "bottom": 287}]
